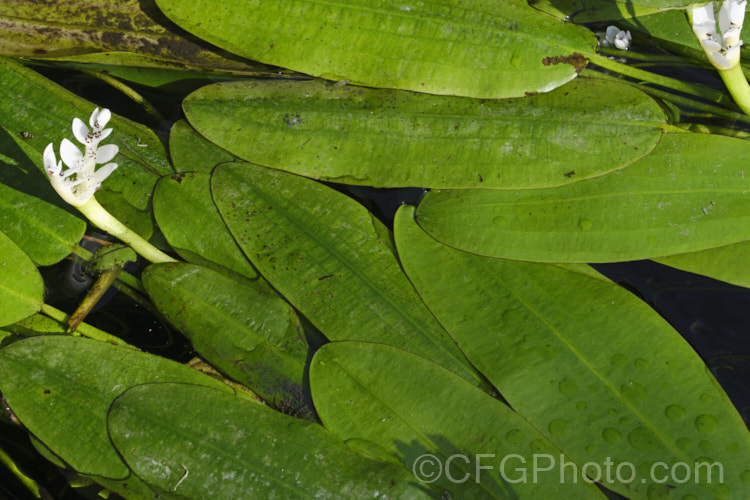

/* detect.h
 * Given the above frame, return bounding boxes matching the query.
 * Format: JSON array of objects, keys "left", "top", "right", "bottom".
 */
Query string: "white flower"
[
  {"left": 43, "top": 108, "right": 118, "bottom": 207},
  {"left": 692, "top": 0, "right": 746, "bottom": 70},
  {"left": 605, "top": 26, "right": 632, "bottom": 50}
]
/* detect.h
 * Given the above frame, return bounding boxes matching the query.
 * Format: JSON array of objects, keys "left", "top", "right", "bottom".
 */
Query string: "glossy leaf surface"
[
  {"left": 417, "top": 133, "right": 750, "bottom": 262},
  {"left": 0, "top": 231, "right": 43, "bottom": 326},
  {"left": 311, "top": 341, "right": 606, "bottom": 499},
  {"left": 0, "top": 336, "right": 229, "bottom": 479},
  {"left": 153, "top": 172, "right": 260, "bottom": 280},
  {"left": 395, "top": 205, "right": 750, "bottom": 499},
  {"left": 156, "top": 0, "right": 596, "bottom": 98},
  {"left": 142, "top": 262, "right": 312, "bottom": 417},
  {"left": 184, "top": 78, "right": 664, "bottom": 189},
  {"left": 211, "top": 162, "right": 483, "bottom": 388},
  {"left": 108, "top": 382, "right": 433, "bottom": 499}
]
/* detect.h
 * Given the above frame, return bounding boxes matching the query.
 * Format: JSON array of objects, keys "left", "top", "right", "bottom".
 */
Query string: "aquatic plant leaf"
[
  {"left": 311, "top": 341, "right": 606, "bottom": 499},
  {"left": 394, "top": 205, "right": 750, "bottom": 499},
  {"left": 211, "top": 161, "right": 484, "bottom": 388},
  {"left": 155, "top": 0, "right": 596, "bottom": 98},
  {"left": 183, "top": 78, "right": 664, "bottom": 189},
  {"left": 142, "top": 262, "right": 312, "bottom": 417},
  {"left": 168, "top": 120, "right": 234, "bottom": 174},
  {"left": 0, "top": 336, "right": 229, "bottom": 479},
  {"left": 0, "top": 0, "right": 259, "bottom": 73},
  {"left": 153, "top": 172, "right": 260, "bottom": 280},
  {"left": 417, "top": 133, "right": 750, "bottom": 262},
  {"left": 107, "top": 382, "right": 434, "bottom": 499},
  {"left": 655, "top": 242, "right": 750, "bottom": 289},
  {"left": 0, "top": 231, "right": 43, "bottom": 326}
]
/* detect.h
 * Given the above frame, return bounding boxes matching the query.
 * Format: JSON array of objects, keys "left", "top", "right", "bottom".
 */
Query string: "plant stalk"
[{"left": 77, "top": 198, "right": 176, "bottom": 264}]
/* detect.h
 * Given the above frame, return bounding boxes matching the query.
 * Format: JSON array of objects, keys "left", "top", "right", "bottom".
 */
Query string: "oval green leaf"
[
  {"left": 155, "top": 0, "right": 596, "bottom": 98},
  {"left": 417, "top": 133, "right": 750, "bottom": 262},
  {"left": 394, "top": 205, "right": 750, "bottom": 499},
  {"left": 211, "top": 161, "right": 484, "bottom": 388},
  {"left": 168, "top": 120, "right": 234, "bottom": 174},
  {"left": 184, "top": 78, "right": 664, "bottom": 189},
  {"left": 311, "top": 341, "right": 606, "bottom": 499},
  {"left": 153, "top": 172, "right": 260, "bottom": 280},
  {"left": 0, "top": 336, "right": 230, "bottom": 479},
  {"left": 108, "top": 382, "right": 433, "bottom": 499},
  {"left": 142, "top": 262, "right": 313, "bottom": 417},
  {"left": 0, "top": 231, "right": 43, "bottom": 326}
]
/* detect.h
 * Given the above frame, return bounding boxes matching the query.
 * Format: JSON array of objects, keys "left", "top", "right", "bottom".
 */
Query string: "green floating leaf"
[
  {"left": 0, "top": 127, "right": 85, "bottom": 265},
  {"left": 0, "top": 176, "right": 85, "bottom": 266},
  {"left": 211, "top": 162, "right": 484, "bottom": 388},
  {"left": 0, "top": 231, "right": 43, "bottom": 326},
  {"left": 417, "top": 133, "right": 750, "bottom": 263},
  {"left": 654, "top": 242, "right": 750, "bottom": 289},
  {"left": 184, "top": 78, "right": 664, "bottom": 189},
  {"left": 0, "top": 336, "right": 229, "bottom": 479},
  {"left": 0, "top": 56, "right": 172, "bottom": 211},
  {"left": 156, "top": 0, "right": 596, "bottom": 98},
  {"left": 394, "top": 205, "right": 750, "bottom": 499},
  {"left": 168, "top": 120, "right": 234, "bottom": 174},
  {"left": 108, "top": 382, "right": 434, "bottom": 499},
  {"left": 311, "top": 342, "right": 606, "bottom": 499},
  {"left": 0, "top": 0, "right": 260, "bottom": 73},
  {"left": 153, "top": 172, "right": 260, "bottom": 280},
  {"left": 142, "top": 262, "right": 312, "bottom": 417}
]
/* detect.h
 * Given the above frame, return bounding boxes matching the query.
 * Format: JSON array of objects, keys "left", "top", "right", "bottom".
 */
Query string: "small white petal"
[
  {"left": 614, "top": 30, "right": 632, "bottom": 50},
  {"left": 91, "top": 108, "right": 111, "bottom": 130},
  {"left": 89, "top": 108, "right": 100, "bottom": 129},
  {"left": 605, "top": 26, "right": 621, "bottom": 43},
  {"left": 60, "top": 139, "right": 83, "bottom": 170},
  {"left": 700, "top": 37, "right": 722, "bottom": 53},
  {"left": 72, "top": 117, "right": 89, "bottom": 144},
  {"left": 96, "top": 144, "right": 118, "bottom": 164},
  {"left": 725, "top": 43, "right": 742, "bottom": 65},
  {"left": 693, "top": 4, "right": 717, "bottom": 30},
  {"left": 93, "top": 162, "right": 118, "bottom": 183},
  {"left": 721, "top": 0, "right": 747, "bottom": 32},
  {"left": 43, "top": 143, "right": 58, "bottom": 174},
  {"left": 98, "top": 128, "right": 113, "bottom": 141},
  {"left": 708, "top": 50, "right": 733, "bottom": 69}
]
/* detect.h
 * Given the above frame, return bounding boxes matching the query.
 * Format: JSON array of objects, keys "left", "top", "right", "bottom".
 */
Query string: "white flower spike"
[
  {"left": 41, "top": 107, "right": 175, "bottom": 263},
  {"left": 692, "top": 0, "right": 746, "bottom": 70},
  {"left": 43, "top": 107, "right": 118, "bottom": 207}
]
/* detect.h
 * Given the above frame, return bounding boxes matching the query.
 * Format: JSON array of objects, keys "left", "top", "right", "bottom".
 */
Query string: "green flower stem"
[
  {"left": 77, "top": 68, "right": 165, "bottom": 124},
  {"left": 40, "top": 303, "right": 132, "bottom": 347},
  {"left": 585, "top": 69, "right": 750, "bottom": 128},
  {"left": 718, "top": 64, "right": 750, "bottom": 115},
  {"left": 587, "top": 52, "right": 731, "bottom": 105},
  {"left": 77, "top": 197, "right": 177, "bottom": 264},
  {"left": 0, "top": 446, "right": 42, "bottom": 499}
]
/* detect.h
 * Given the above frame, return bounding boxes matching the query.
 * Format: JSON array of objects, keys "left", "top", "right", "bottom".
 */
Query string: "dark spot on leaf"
[
  {"left": 541, "top": 53, "right": 587, "bottom": 74},
  {"left": 564, "top": 171, "right": 575, "bottom": 178},
  {"left": 43, "top": 389, "right": 51, "bottom": 394},
  {"left": 524, "top": 91, "right": 538, "bottom": 97}
]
